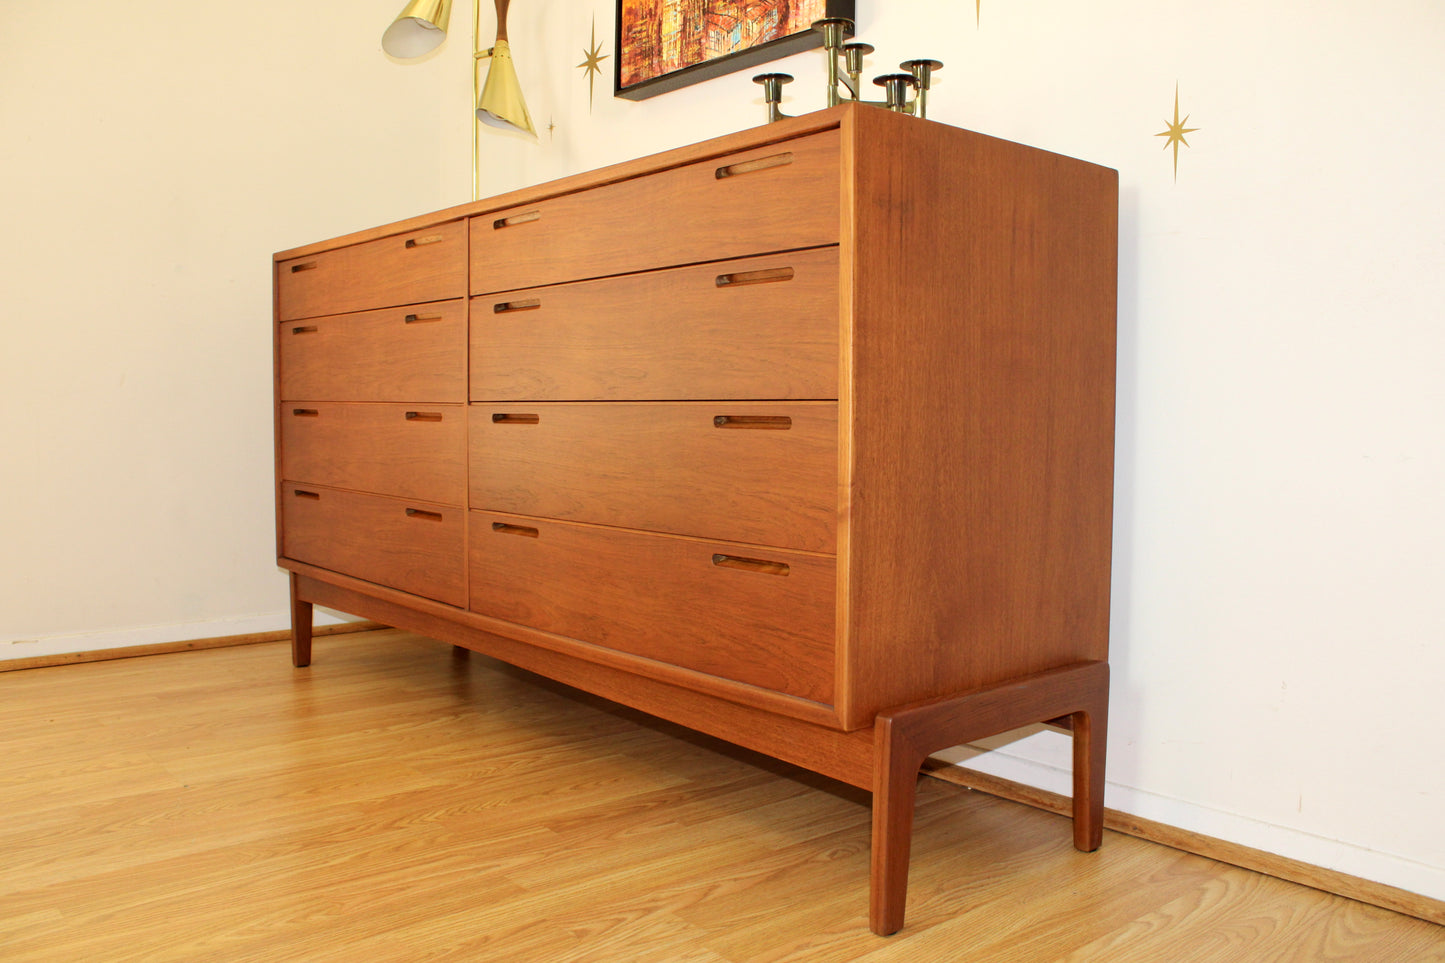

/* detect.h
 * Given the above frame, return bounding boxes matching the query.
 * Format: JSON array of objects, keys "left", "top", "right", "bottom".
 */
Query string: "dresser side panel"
[{"left": 839, "top": 110, "right": 1119, "bottom": 728}]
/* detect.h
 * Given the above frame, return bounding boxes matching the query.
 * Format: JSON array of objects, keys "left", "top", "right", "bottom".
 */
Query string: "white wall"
[
  {"left": 1, "top": 1, "right": 460, "bottom": 652},
  {"left": 3, "top": 1, "right": 1441, "bottom": 903}
]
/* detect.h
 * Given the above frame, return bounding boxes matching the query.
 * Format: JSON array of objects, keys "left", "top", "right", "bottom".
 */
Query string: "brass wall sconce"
[
  {"left": 382, "top": 0, "right": 453, "bottom": 59},
  {"left": 383, "top": 0, "right": 535, "bottom": 201},
  {"left": 474, "top": 0, "right": 534, "bottom": 139},
  {"left": 754, "top": 18, "right": 942, "bottom": 124}
]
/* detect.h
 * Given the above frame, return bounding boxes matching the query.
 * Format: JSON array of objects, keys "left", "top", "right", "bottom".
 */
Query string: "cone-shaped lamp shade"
[
  {"left": 382, "top": 0, "right": 453, "bottom": 59},
  {"left": 477, "top": 40, "right": 535, "bottom": 137}
]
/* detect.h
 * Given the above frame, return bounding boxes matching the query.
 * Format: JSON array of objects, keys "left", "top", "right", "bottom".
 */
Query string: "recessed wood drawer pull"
[
  {"left": 404, "top": 411, "right": 443, "bottom": 422},
  {"left": 289, "top": 261, "right": 318, "bottom": 273},
  {"left": 493, "top": 210, "right": 541, "bottom": 229},
  {"left": 404, "top": 313, "right": 443, "bottom": 324},
  {"left": 291, "top": 325, "right": 318, "bottom": 334},
  {"left": 493, "top": 298, "right": 542, "bottom": 314},
  {"left": 405, "top": 508, "right": 444, "bottom": 521},
  {"left": 404, "top": 234, "right": 445, "bottom": 248},
  {"left": 492, "top": 413, "right": 540, "bottom": 425},
  {"left": 713, "top": 415, "right": 792, "bottom": 429},
  {"left": 292, "top": 408, "right": 320, "bottom": 417},
  {"left": 716, "top": 267, "right": 794, "bottom": 287},
  {"left": 491, "top": 521, "right": 539, "bottom": 538},
  {"left": 293, "top": 490, "right": 321, "bottom": 500},
  {"left": 715, "top": 152, "right": 794, "bottom": 179},
  {"left": 712, "top": 554, "right": 790, "bottom": 576}
]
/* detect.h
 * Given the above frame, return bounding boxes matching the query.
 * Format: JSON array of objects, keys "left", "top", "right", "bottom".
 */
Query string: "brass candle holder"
[{"left": 754, "top": 18, "right": 942, "bottom": 124}]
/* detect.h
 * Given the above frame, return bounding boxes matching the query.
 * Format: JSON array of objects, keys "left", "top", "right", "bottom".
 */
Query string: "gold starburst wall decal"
[
  {"left": 977, "top": 1, "right": 981, "bottom": 26},
  {"left": 1156, "top": 83, "right": 1200, "bottom": 181},
  {"left": 578, "top": 15, "right": 608, "bottom": 113}
]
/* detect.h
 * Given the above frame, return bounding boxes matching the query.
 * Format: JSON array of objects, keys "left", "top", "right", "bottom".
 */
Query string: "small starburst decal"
[
  {"left": 1156, "top": 83, "right": 1200, "bottom": 181},
  {"left": 578, "top": 16, "right": 608, "bottom": 113}
]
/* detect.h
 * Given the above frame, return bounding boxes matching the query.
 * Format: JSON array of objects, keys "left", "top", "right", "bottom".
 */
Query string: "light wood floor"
[{"left": 3, "top": 630, "right": 1441, "bottom": 962}]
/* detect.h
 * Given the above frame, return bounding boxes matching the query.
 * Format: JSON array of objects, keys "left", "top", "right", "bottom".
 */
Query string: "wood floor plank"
[
  {"left": 1054, "top": 871, "right": 1445, "bottom": 963},
  {"left": 2, "top": 630, "right": 1440, "bottom": 961}
]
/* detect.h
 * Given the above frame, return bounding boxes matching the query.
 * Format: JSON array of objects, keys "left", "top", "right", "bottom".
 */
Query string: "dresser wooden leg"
[
  {"left": 868, "top": 661, "right": 1110, "bottom": 935},
  {"left": 290, "top": 572, "right": 313, "bottom": 668},
  {"left": 871, "top": 714, "right": 927, "bottom": 935},
  {"left": 1070, "top": 667, "right": 1110, "bottom": 852}
]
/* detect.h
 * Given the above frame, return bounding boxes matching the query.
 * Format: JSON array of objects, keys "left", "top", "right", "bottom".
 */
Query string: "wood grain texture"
[
  {"left": 2, "top": 632, "right": 1439, "bottom": 962},
  {"left": 295, "top": 572, "right": 866, "bottom": 773},
  {"left": 469, "top": 130, "right": 841, "bottom": 295},
  {"left": 468, "top": 511, "right": 837, "bottom": 703},
  {"left": 837, "top": 105, "right": 1119, "bottom": 729},
  {"left": 273, "top": 109, "right": 852, "bottom": 263},
  {"left": 469, "top": 401, "right": 838, "bottom": 553},
  {"left": 280, "top": 485, "right": 466, "bottom": 607},
  {"left": 276, "top": 219, "right": 467, "bottom": 321},
  {"left": 280, "top": 401, "right": 466, "bottom": 506},
  {"left": 279, "top": 300, "right": 466, "bottom": 403},
  {"left": 469, "top": 248, "right": 839, "bottom": 402}
]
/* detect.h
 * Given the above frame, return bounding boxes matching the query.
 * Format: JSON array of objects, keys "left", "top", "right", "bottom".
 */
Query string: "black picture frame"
[{"left": 615, "top": 0, "right": 855, "bottom": 101}]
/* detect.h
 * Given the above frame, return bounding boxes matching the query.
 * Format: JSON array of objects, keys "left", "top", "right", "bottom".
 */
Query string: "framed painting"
[{"left": 615, "top": 0, "right": 854, "bottom": 101}]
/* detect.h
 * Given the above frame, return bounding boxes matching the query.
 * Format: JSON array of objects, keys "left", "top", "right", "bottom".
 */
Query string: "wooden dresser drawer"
[
  {"left": 277, "top": 220, "right": 466, "bottom": 321},
  {"left": 469, "top": 402, "right": 837, "bottom": 553},
  {"left": 469, "top": 512, "right": 835, "bottom": 703},
  {"left": 470, "top": 130, "right": 840, "bottom": 294},
  {"left": 471, "top": 249, "right": 839, "bottom": 402},
  {"left": 281, "top": 403, "right": 465, "bottom": 505},
  {"left": 281, "top": 484, "right": 465, "bottom": 607},
  {"left": 280, "top": 300, "right": 465, "bottom": 403}
]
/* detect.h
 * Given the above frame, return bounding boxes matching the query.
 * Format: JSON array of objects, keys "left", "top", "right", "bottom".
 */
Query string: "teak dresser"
[{"left": 273, "top": 103, "right": 1118, "bottom": 935}]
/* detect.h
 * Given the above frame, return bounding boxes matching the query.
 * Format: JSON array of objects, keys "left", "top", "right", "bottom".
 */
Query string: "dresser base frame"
[{"left": 287, "top": 571, "right": 1108, "bottom": 935}]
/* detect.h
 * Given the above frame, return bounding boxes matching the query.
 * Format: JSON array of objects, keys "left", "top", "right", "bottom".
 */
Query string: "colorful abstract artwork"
[{"left": 616, "top": 0, "right": 853, "bottom": 100}]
